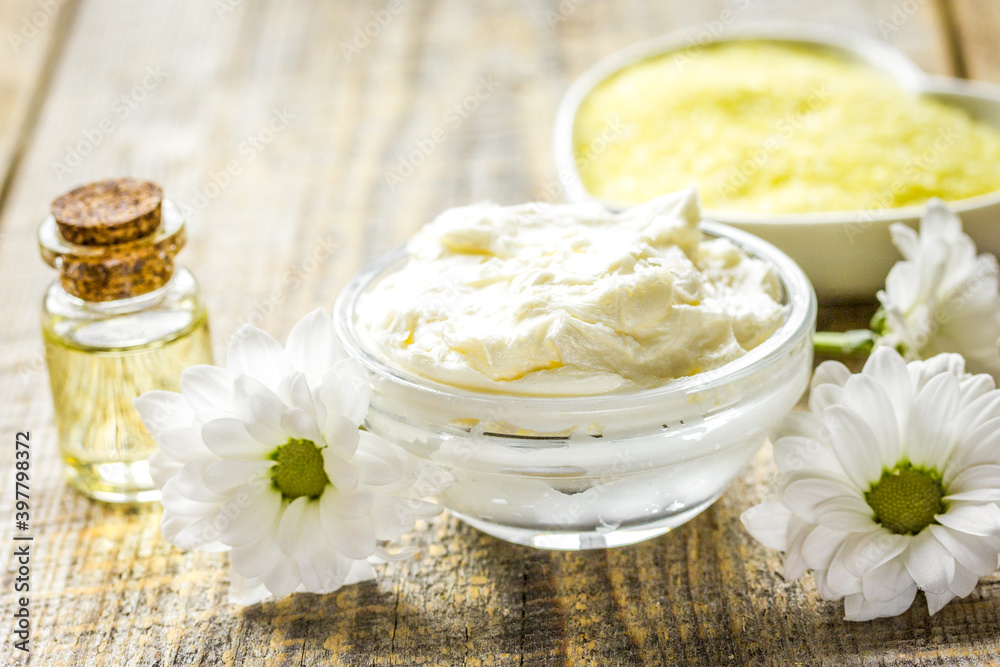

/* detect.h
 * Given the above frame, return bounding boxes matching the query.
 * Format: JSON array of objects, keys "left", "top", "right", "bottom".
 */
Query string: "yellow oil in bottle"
[{"left": 43, "top": 314, "right": 211, "bottom": 502}]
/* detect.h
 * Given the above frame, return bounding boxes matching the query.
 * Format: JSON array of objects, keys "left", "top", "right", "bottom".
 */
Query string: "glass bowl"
[{"left": 334, "top": 221, "right": 816, "bottom": 550}]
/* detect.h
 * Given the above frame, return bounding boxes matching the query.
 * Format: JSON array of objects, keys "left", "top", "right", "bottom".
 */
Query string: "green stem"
[{"left": 813, "top": 329, "right": 877, "bottom": 357}]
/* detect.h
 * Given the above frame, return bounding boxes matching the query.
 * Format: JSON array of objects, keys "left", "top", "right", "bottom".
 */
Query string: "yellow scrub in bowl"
[
  {"left": 574, "top": 41, "right": 1000, "bottom": 214},
  {"left": 554, "top": 23, "right": 1000, "bottom": 300}
]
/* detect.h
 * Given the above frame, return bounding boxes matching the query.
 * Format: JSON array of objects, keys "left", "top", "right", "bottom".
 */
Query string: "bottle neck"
[
  {"left": 55, "top": 271, "right": 180, "bottom": 316},
  {"left": 39, "top": 201, "right": 187, "bottom": 302}
]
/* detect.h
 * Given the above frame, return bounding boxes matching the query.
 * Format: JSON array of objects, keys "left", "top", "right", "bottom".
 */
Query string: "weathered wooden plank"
[
  {"left": 0, "top": 0, "right": 990, "bottom": 665},
  {"left": 948, "top": 0, "right": 1000, "bottom": 81},
  {"left": 0, "top": 0, "right": 77, "bottom": 212}
]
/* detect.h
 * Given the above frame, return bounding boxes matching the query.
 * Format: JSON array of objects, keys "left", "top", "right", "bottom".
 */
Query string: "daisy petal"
[
  {"left": 320, "top": 359, "right": 371, "bottom": 427},
  {"left": 782, "top": 518, "right": 812, "bottom": 579},
  {"left": 840, "top": 375, "right": 899, "bottom": 468},
  {"left": 228, "top": 573, "right": 272, "bottom": 606},
  {"left": 321, "top": 415, "right": 361, "bottom": 459},
  {"left": 843, "top": 586, "right": 917, "bottom": 621},
  {"left": 954, "top": 394, "right": 1000, "bottom": 445},
  {"left": 928, "top": 524, "right": 1000, "bottom": 575},
  {"left": 164, "top": 512, "right": 224, "bottom": 551},
  {"left": 814, "top": 495, "right": 877, "bottom": 533},
  {"left": 783, "top": 477, "right": 859, "bottom": 522},
  {"left": 355, "top": 450, "right": 404, "bottom": 488},
  {"left": 925, "top": 590, "right": 957, "bottom": 616},
  {"left": 227, "top": 324, "right": 294, "bottom": 391},
  {"left": 231, "top": 537, "right": 285, "bottom": 579},
  {"left": 319, "top": 509, "right": 376, "bottom": 560},
  {"left": 298, "top": 551, "right": 353, "bottom": 594},
  {"left": 773, "top": 410, "right": 824, "bottom": 441},
  {"left": 319, "top": 487, "right": 373, "bottom": 520},
  {"left": 772, "top": 436, "right": 843, "bottom": 475},
  {"left": 810, "top": 384, "right": 844, "bottom": 414},
  {"left": 234, "top": 375, "right": 289, "bottom": 446},
  {"left": 906, "top": 373, "right": 960, "bottom": 468},
  {"left": 285, "top": 310, "right": 344, "bottom": 382},
  {"left": 284, "top": 372, "right": 320, "bottom": 418},
  {"left": 157, "top": 427, "right": 211, "bottom": 462},
  {"left": 217, "top": 481, "right": 282, "bottom": 547},
  {"left": 180, "top": 364, "right": 234, "bottom": 413},
  {"left": 370, "top": 495, "right": 418, "bottom": 541},
  {"left": 889, "top": 222, "right": 920, "bottom": 260},
  {"left": 825, "top": 543, "right": 863, "bottom": 597},
  {"left": 174, "top": 457, "right": 226, "bottom": 503},
  {"left": 950, "top": 418, "right": 1000, "bottom": 472},
  {"left": 344, "top": 560, "right": 377, "bottom": 586},
  {"left": 149, "top": 452, "right": 182, "bottom": 489},
  {"left": 322, "top": 449, "right": 359, "bottom": 492},
  {"left": 202, "top": 418, "right": 273, "bottom": 459},
  {"left": 958, "top": 375, "right": 997, "bottom": 407},
  {"left": 861, "top": 347, "right": 913, "bottom": 431},
  {"left": 203, "top": 459, "right": 274, "bottom": 494},
  {"left": 935, "top": 503, "right": 1000, "bottom": 536},
  {"left": 842, "top": 530, "right": 908, "bottom": 577},
  {"left": 903, "top": 531, "right": 956, "bottom": 593},
  {"left": 276, "top": 497, "right": 325, "bottom": 560},
  {"left": 262, "top": 558, "right": 301, "bottom": 600},
  {"left": 861, "top": 556, "right": 913, "bottom": 602},
  {"left": 945, "top": 464, "right": 1000, "bottom": 501},
  {"left": 825, "top": 406, "right": 883, "bottom": 490},
  {"left": 160, "top": 477, "right": 221, "bottom": 517},
  {"left": 812, "top": 360, "right": 851, "bottom": 390},
  {"left": 800, "top": 524, "right": 849, "bottom": 571},
  {"left": 134, "top": 391, "right": 193, "bottom": 439},
  {"left": 280, "top": 407, "right": 324, "bottom": 444},
  {"left": 740, "top": 501, "right": 791, "bottom": 551},
  {"left": 948, "top": 562, "right": 983, "bottom": 599}
]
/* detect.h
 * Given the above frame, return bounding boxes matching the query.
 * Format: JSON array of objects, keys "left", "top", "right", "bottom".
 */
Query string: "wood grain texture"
[
  {"left": 0, "top": 0, "right": 996, "bottom": 665},
  {"left": 0, "top": 0, "right": 78, "bottom": 210},
  {"left": 948, "top": 0, "right": 1000, "bottom": 81}
]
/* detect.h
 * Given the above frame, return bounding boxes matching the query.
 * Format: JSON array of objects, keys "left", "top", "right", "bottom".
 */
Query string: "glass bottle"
[{"left": 38, "top": 178, "right": 213, "bottom": 503}]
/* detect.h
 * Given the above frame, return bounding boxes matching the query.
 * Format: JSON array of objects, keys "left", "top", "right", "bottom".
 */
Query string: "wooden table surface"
[{"left": 2, "top": 1, "right": 999, "bottom": 665}]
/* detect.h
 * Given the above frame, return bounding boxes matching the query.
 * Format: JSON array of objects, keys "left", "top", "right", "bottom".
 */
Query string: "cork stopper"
[
  {"left": 52, "top": 178, "right": 163, "bottom": 246},
  {"left": 39, "top": 179, "right": 186, "bottom": 302}
]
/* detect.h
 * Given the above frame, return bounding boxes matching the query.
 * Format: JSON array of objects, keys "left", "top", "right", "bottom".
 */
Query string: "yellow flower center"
[
  {"left": 269, "top": 438, "right": 330, "bottom": 500},
  {"left": 865, "top": 465, "right": 945, "bottom": 535}
]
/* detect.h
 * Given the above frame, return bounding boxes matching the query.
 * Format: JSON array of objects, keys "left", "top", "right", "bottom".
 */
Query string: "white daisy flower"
[
  {"left": 134, "top": 309, "right": 444, "bottom": 605},
  {"left": 742, "top": 347, "right": 1000, "bottom": 621},
  {"left": 876, "top": 199, "right": 1000, "bottom": 380}
]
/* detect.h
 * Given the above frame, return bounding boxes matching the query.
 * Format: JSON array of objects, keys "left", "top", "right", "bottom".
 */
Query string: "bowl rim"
[
  {"left": 333, "top": 214, "right": 817, "bottom": 411},
  {"left": 552, "top": 20, "right": 1000, "bottom": 224}
]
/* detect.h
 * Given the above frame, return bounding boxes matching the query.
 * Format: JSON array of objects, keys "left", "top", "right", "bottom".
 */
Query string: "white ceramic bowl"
[
  {"left": 335, "top": 222, "right": 816, "bottom": 550},
  {"left": 553, "top": 22, "right": 1000, "bottom": 301}
]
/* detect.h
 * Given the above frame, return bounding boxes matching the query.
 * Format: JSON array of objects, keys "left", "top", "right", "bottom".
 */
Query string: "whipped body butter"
[
  {"left": 335, "top": 190, "right": 816, "bottom": 549},
  {"left": 357, "top": 188, "right": 785, "bottom": 396}
]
